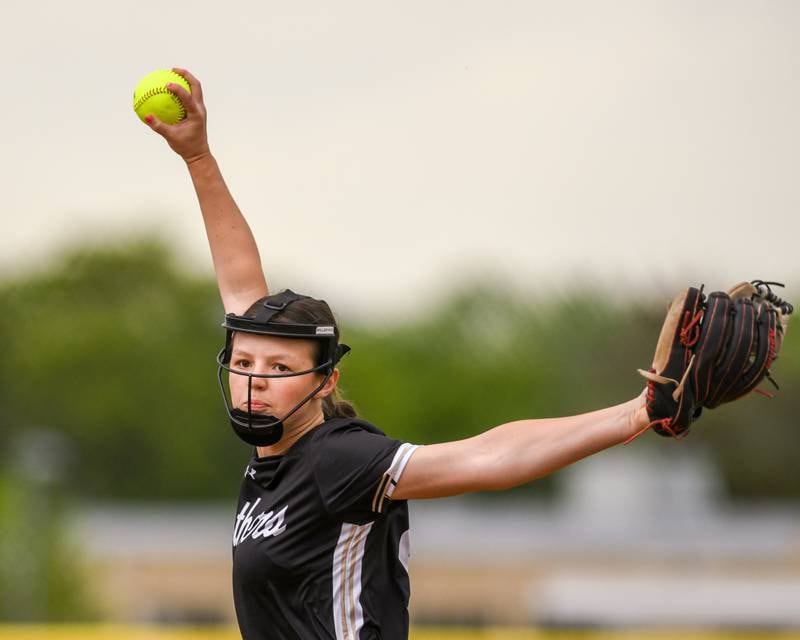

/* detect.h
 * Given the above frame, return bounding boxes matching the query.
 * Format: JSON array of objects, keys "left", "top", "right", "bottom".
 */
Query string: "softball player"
[{"left": 144, "top": 68, "right": 649, "bottom": 640}]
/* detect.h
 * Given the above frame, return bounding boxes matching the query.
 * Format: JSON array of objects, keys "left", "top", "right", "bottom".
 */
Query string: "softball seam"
[{"left": 133, "top": 74, "right": 188, "bottom": 119}]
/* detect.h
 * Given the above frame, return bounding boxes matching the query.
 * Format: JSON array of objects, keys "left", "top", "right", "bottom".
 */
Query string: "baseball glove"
[{"left": 626, "top": 280, "right": 793, "bottom": 444}]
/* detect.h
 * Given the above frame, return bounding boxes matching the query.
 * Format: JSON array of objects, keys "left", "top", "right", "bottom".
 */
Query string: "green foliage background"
[
  {"left": 0, "top": 472, "right": 94, "bottom": 620},
  {"left": 1, "top": 239, "right": 798, "bottom": 503}
]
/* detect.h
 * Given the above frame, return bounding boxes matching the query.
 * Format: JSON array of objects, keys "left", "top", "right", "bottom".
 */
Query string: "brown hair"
[{"left": 250, "top": 294, "right": 357, "bottom": 420}]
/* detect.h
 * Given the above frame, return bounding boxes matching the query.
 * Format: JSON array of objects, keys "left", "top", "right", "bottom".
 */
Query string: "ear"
[{"left": 315, "top": 368, "right": 340, "bottom": 399}]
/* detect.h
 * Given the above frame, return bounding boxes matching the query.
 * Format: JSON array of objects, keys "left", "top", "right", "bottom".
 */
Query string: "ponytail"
[{"left": 323, "top": 387, "right": 358, "bottom": 419}]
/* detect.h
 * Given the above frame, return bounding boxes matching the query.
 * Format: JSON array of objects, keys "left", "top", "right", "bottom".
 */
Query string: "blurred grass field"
[{"left": 1, "top": 628, "right": 800, "bottom": 640}]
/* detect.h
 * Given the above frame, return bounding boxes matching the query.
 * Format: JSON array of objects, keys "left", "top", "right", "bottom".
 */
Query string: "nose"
[{"left": 249, "top": 369, "right": 269, "bottom": 390}]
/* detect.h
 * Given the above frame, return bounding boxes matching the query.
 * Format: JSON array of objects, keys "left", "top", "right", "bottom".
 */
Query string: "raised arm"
[
  {"left": 143, "top": 68, "right": 267, "bottom": 314},
  {"left": 392, "top": 391, "right": 648, "bottom": 500}
]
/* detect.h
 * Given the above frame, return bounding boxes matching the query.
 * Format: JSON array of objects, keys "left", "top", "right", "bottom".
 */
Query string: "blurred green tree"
[
  {"left": 0, "top": 238, "right": 797, "bottom": 501},
  {"left": 0, "top": 469, "right": 94, "bottom": 621}
]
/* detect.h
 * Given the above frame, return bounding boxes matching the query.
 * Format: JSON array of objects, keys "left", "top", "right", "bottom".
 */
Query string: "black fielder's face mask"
[{"left": 216, "top": 290, "right": 350, "bottom": 447}]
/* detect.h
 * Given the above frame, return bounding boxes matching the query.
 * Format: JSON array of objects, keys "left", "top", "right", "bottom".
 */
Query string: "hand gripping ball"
[{"left": 133, "top": 69, "right": 191, "bottom": 125}]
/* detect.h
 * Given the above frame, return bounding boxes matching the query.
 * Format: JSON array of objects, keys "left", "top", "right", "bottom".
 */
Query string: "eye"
[
  {"left": 273, "top": 363, "right": 291, "bottom": 373},
  {"left": 233, "top": 358, "right": 252, "bottom": 370}
]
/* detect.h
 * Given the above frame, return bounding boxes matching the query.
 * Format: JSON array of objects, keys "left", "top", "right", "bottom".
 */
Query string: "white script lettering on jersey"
[{"left": 233, "top": 499, "right": 288, "bottom": 546}]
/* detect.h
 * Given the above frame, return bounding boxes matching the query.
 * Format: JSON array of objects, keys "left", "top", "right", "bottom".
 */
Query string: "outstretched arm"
[
  {"left": 392, "top": 391, "right": 648, "bottom": 500},
  {"left": 143, "top": 68, "right": 267, "bottom": 314}
]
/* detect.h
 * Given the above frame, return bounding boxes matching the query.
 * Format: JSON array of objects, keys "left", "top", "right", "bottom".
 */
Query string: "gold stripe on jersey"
[
  {"left": 373, "top": 443, "right": 420, "bottom": 514},
  {"left": 371, "top": 473, "right": 391, "bottom": 513},
  {"left": 334, "top": 522, "right": 373, "bottom": 640}
]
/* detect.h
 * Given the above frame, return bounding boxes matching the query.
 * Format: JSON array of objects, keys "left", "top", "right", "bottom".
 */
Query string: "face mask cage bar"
[
  {"left": 216, "top": 347, "right": 337, "bottom": 433},
  {"left": 216, "top": 346, "right": 351, "bottom": 440},
  {"left": 215, "top": 289, "right": 351, "bottom": 443}
]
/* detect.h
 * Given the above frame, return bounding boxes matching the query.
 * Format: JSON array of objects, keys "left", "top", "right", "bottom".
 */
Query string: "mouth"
[{"left": 240, "top": 401, "right": 271, "bottom": 412}]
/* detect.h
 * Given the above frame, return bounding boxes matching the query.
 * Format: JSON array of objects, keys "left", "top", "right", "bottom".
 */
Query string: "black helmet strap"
[{"left": 258, "top": 289, "right": 310, "bottom": 322}]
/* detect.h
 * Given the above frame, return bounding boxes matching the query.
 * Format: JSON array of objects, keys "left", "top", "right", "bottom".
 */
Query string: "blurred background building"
[{"left": 66, "top": 447, "right": 800, "bottom": 627}]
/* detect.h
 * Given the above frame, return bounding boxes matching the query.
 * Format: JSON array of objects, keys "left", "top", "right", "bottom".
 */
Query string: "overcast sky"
[{"left": 2, "top": 0, "right": 798, "bottom": 318}]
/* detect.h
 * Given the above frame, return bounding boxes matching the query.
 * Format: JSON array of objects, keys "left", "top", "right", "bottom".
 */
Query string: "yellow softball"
[{"left": 132, "top": 69, "right": 192, "bottom": 124}]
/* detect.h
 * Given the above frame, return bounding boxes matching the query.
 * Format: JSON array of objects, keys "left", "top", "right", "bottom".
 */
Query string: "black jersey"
[{"left": 232, "top": 417, "right": 419, "bottom": 640}]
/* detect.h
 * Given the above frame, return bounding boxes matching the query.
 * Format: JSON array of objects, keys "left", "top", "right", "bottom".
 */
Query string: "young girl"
[{"left": 144, "top": 68, "right": 649, "bottom": 640}]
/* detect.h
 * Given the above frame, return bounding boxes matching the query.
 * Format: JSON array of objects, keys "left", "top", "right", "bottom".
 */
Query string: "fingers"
[
  {"left": 142, "top": 113, "right": 167, "bottom": 134},
  {"left": 139, "top": 68, "right": 209, "bottom": 160},
  {"left": 172, "top": 67, "right": 203, "bottom": 101},
  {"left": 165, "top": 82, "right": 201, "bottom": 117}
]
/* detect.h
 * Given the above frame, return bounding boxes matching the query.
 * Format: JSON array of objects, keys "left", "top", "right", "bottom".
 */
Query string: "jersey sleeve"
[{"left": 310, "top": 422, "right": 419, "bottom": 524}]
